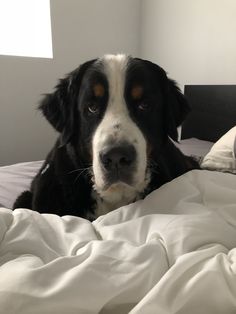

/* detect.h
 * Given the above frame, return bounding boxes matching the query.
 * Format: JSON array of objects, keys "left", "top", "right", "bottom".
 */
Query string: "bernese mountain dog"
[{"left": 14, "top": 54, "right": 199, "bottom": 220}]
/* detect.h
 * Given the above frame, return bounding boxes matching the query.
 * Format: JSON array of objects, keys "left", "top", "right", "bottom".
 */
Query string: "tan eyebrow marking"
[
  {"left": 93, "top": 83, "right": 105, "bottom": 98},
  {"left": 131, "top": 85, "right": 143, "bottom": 100}
]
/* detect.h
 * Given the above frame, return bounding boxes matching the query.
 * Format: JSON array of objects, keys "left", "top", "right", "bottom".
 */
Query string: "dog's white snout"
[{"left": 92, "top": 54, "right": 149, "bottom": 207}]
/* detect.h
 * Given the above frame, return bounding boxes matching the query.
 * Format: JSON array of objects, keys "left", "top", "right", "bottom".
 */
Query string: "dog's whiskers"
[
  {"left": 68, "top": 166, "right": 92, "bottom": 175},
  {"left": 73, "top": 167, "right": 93, "bottom": 183},
  {"left": 147, "top": 159, "right": 159, "bottom": 175}
]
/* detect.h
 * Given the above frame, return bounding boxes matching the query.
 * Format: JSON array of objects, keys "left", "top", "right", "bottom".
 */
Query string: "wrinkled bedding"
[{"left": 1, "top": 170, "right": 236, "bottom": 314}]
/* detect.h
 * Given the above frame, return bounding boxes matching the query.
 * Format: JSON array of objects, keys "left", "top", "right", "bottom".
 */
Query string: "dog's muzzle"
[{"left": 99, "top": 142, "right": 136, "bottom": 186}]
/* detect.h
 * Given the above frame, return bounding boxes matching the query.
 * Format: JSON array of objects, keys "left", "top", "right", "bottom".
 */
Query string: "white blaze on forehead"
[
  {"left": 96, "top": 54, "right": 139, "bottom": 145},
  {"left": 92, "top": 54, "right": 149, "bottom": 209},
  {"left": 102, "top": 54, "right": 127, "bottom": 103}
]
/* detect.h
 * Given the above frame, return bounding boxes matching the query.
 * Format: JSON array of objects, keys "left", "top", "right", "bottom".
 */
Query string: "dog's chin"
[
  {"left": 102, "top": 182, "right": 135, "bottom": 202},
  {"left": 92, "top": 167, "right": 151, "bottom": 214},
  {"left": 94, "top": 179, "right": 148, "bottom": 206},
  {"left": 92, "top": 181, "right": 141, "bottom": 216}
]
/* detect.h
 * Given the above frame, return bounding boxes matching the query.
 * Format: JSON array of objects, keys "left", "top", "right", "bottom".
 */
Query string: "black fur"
[{"left": 13, "top": 56, "right": 199, "bottom": 220}]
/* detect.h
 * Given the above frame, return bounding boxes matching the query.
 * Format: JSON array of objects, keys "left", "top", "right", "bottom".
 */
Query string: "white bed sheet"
[{"left": 0, "top": 170, "right": 236, "bottom": 314}]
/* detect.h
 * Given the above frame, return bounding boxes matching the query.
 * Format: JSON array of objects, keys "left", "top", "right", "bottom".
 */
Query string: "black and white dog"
[{"left": 14, "top": 54, "right": 198, "bottom": 220}]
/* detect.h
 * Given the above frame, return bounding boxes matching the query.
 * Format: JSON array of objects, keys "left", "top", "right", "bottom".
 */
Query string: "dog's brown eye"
[{"left": 88, "top": 103, "right": 99, "bottom": 114}]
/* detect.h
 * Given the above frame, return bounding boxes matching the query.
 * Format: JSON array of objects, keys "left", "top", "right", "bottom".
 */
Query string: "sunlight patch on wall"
[{"left": 0, "top": 0, "right": 53, "bottom": 58}]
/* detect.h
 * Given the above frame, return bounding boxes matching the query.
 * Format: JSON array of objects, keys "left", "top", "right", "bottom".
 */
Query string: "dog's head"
[{"left": 40, "top": 54, "right": 189, "bottom": 209}]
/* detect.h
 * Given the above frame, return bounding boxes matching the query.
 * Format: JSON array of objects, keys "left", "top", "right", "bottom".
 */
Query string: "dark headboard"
[{"left": 181, "top": 85, "right": 236, "bottom": 142}]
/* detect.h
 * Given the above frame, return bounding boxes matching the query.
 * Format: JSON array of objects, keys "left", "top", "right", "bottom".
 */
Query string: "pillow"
[{"left": 201, "top": 126, "right": 236, "bottom": 173}]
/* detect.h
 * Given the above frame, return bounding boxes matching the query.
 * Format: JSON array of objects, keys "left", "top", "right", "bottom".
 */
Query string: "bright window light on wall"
[{"left": 0, "top": 0, "right": 53, "bottom": 58}]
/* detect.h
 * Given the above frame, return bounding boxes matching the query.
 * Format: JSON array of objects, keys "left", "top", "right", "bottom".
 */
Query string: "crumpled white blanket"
[{"left": 0, "top": 170, "right": 236, "bottom": 314}]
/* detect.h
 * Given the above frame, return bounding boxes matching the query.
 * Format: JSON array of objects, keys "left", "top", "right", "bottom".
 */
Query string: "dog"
[{"left": 13, "top": 54, "right": 199, "bottom": 220}]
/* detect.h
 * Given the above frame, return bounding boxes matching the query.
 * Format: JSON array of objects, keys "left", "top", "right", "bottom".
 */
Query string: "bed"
[{"left": 0, "top": 85, "right": 236, "bottom": 314}]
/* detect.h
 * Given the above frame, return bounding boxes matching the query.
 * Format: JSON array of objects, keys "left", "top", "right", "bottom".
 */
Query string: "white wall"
[
  {"left": 141, "top": 0, "right": 236, "bottom": 89},
  {"left": 0, "top": 0, "right": 141, "bottom": 165}
]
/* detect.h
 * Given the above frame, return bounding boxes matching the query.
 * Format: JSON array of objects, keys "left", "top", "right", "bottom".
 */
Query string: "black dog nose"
[{"left": 100, "top": 144, "right": 136, "bottom": 171}]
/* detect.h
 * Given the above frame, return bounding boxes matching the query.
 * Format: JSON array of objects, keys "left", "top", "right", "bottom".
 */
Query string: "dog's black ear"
[
  {"left": 163, "top": 77, "right": 190, "bottom": 141},
  {"left": 39, "top": 59, "right": 96, "bottom": 145},
  {"left": 140, "top": 59, "right": 190, "bottom": 142}
]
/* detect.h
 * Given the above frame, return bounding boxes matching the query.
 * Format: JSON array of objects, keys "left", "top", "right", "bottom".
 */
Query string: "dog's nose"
[{"left": 100, "top": 144, "right": 136, "bottom": 171}]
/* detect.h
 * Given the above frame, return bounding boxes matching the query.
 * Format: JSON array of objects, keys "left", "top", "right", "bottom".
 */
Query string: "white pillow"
[{"left": 201, "top": 126, "right": 236, "bottom": 173}]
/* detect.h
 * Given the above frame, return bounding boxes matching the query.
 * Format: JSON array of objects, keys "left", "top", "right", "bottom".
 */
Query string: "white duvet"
[{"left": 1, "top": 170, "right": 236, "bottom": 314}]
